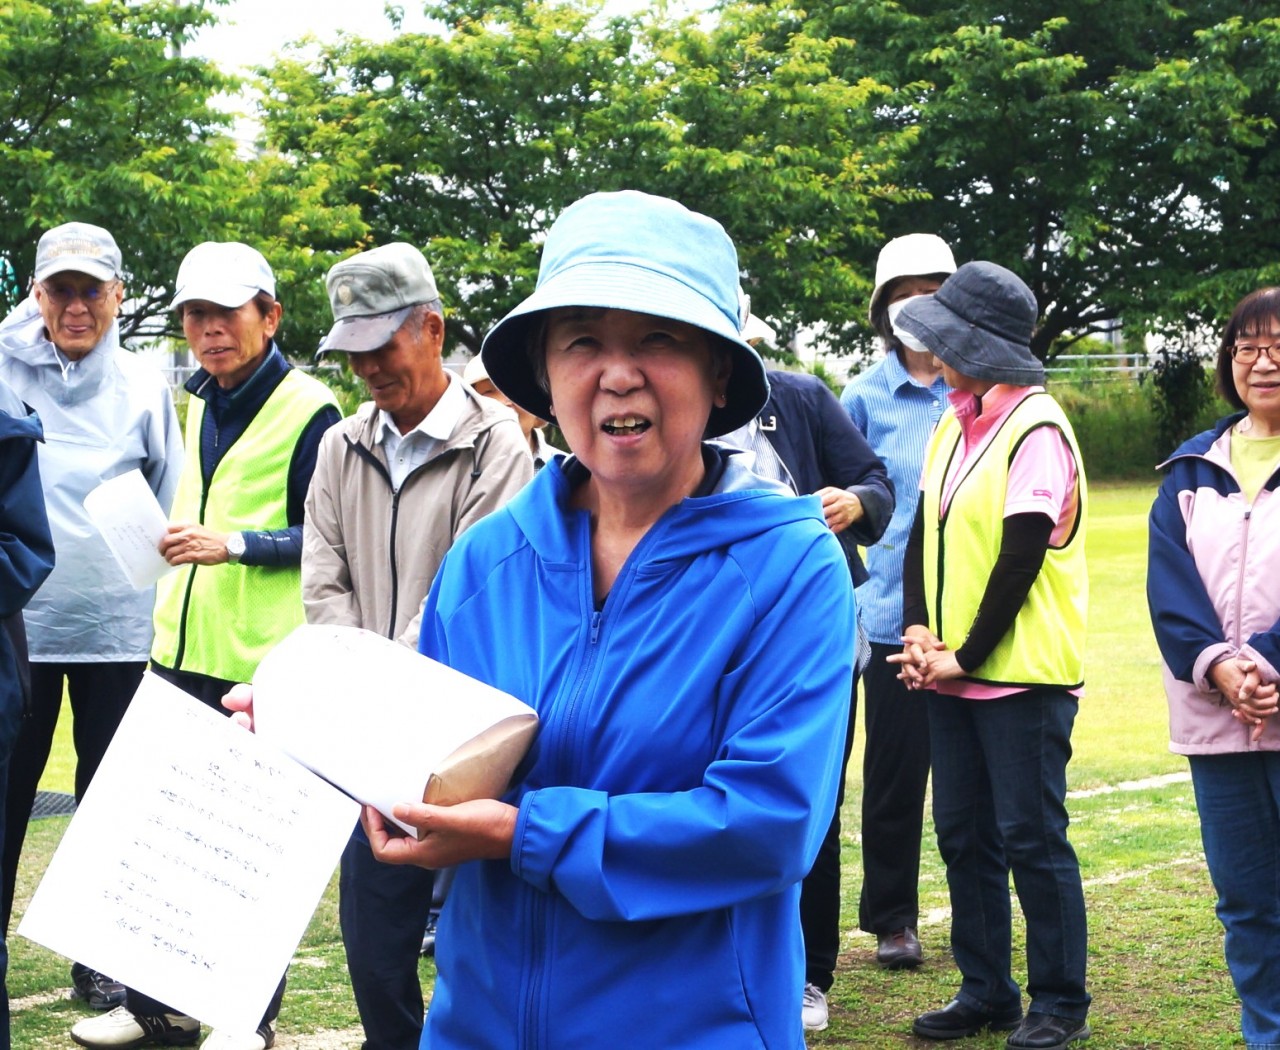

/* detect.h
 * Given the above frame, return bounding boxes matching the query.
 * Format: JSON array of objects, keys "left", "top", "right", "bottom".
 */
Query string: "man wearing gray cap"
[
  {"left": 0, "top": 222, "right": 182, "bottom": 1013},
  {"left": 304, "top": 241, "right": 531, "bottom": 1050}
]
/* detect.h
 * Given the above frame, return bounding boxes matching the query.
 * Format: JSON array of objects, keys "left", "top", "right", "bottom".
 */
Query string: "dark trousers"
[
  {"left": 148, "top": 663, "right": 236, "bottom": 715},
  {"left": 2, "top": 661, "right": 144, "bottom": 932},
  {"left": 927, "top": 688, "right": 1089, "bottom": 1019},
  {"left": 857, "top": 641, "right": 932, "bottom": 935},
  {"left": 0, "top": 651, "right": 25, "bottom": 1050},
  {"left": 127, "top": 977, "right": 286, "bottom": 1028},
  {"left": 800, "top": 645, "right": 935, "bottom": 990},
  {"left": 799, "top": 675, "right": 858, "bottom": 992},
  {"left": 340, "top": 827, "right": 436, "bottom": 1050},
  {"left": 126, "top": 662, "right": 285, "bottom": 1030}
]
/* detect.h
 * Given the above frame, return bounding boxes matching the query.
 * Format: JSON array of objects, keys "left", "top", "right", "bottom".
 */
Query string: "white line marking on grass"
[{"left": 1068, "top": 771, "right": 1191, "bottom": 799}]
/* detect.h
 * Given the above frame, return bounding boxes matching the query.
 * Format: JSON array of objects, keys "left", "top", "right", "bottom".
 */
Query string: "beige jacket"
[{"left": 303, "top": 376, "right": 533, "bottom": 646}]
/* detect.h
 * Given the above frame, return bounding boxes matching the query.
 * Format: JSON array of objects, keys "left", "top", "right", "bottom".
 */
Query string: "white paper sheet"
[
  {"left": 251, "top": 624, "right": 538, "bottom": 836},
  {"left": 82, "top": 469, "right": 173, "bottom": 589},
  {"left": 18, "top": 673, "right": 360, "bottom": 1035}
]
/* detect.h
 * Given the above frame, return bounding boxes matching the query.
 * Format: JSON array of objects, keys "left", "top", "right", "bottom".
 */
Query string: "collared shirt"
[
  {"left": 841, "top": 350, "right": 950, "bottom": 645},
  {"left": 941, "top": 384, "right": 1076, "bottom": 543},
  {"left": 379, "top": 376, "right": 466, "bottom": 489}
]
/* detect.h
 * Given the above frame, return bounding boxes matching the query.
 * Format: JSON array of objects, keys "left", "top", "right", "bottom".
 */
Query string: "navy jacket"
[
  {"left": 757, "top": 369, "right": 894, "bottom": 585},
  {"left": 0, "top": 379, "right": 55, "bottom": 720}
]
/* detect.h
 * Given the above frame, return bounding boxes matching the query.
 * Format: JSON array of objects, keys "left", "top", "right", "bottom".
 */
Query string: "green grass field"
[{"left": 9, "top": 479, "right": 1245, "bottom": 1048}]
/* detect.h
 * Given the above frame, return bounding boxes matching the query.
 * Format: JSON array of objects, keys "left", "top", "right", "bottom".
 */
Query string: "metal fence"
[{"left": 1044, "top": 352, "right": 1149, "bottom": 381}]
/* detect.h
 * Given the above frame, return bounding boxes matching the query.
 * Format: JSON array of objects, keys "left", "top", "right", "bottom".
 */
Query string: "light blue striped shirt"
[{"left": 840, "top": 351, "right": 951, "bottom": 645}]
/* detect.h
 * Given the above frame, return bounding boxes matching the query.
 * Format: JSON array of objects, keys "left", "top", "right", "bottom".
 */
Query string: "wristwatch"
[{"left": 225, "top": 532, "right": 246, "bottom": 564}]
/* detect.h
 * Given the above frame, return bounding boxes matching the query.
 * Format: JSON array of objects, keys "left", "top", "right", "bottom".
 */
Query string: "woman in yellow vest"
[
  {"left": 72, "top": 243, "right": 340, "bottom": 1050},
  {"left": 889, "top": 262, "right": 1091, "bottom": 1050}
]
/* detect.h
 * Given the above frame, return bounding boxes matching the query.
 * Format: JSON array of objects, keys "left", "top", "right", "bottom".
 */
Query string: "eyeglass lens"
[
  {"left": 1232, "top": 342, "right": 1280, "bottom": 363},
  {"left": 41, "top": 281, "right": 113, "bottom": 305}
]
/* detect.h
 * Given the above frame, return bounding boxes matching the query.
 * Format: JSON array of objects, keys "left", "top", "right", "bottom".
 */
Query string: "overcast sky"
[{"left": 185, "top": 0, "right": 436, "bottom": 74}]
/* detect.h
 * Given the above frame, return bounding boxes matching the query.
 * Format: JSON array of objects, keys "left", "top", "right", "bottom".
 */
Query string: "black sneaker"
[{"left": 70, "top": 963, "right": 127, "bottom": 1010}]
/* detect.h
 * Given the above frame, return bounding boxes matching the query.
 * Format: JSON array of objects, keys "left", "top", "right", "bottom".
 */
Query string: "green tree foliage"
[
  {"left": 255, "top": 0, "right": 911, "bottom": 356},
  {"left": 0, "top": 0, "right": 247, "bottom": 338},
  {"left": 798, "top": 0, "right": 1280, "bottom": 359}
]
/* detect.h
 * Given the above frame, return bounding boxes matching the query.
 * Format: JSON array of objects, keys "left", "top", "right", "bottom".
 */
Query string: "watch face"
[{"left": 227, "top": 533, "right": 245, "bottom": 560}]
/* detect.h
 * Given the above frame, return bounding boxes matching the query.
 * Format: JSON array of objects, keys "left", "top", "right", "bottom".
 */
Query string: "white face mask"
[
  {"left": 886, "top": 298, "right": 911, "bottom": 328},
  {"left": 887, "top": 296, "right": 931, "bottom": 354}
]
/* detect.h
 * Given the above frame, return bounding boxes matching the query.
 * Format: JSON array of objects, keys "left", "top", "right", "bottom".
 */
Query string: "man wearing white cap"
[
  {"left": 0, "top": 222, "right": 183, "bottom": 1013},
  {"left": 71, "top": 242, "right": 340, "bottom": 1050},
  {"left": 305, "top": 242, "right": 530, "bottom": 1050}
]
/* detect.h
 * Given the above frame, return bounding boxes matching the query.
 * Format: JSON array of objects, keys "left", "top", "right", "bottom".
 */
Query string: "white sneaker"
[
  {"left": 70, "top": 1006, "right": 200, "bottom": 1048},
  {"left": 201, "top": 1024, "right": 275, "bottom": 1050},
  {"left": 802, "top": 982, "right": 829, "bottom": 1032}
]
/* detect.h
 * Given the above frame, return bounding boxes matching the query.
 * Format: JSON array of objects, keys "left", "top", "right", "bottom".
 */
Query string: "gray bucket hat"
[
  {"left": 895, "top": 261, "right": 1045, "bottom": 385},
  {"left": 480, "top": 190, "right": 769, "bottom": 438}
]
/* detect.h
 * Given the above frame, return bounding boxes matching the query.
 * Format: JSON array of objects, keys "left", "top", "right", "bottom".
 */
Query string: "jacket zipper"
[
  {"left": 172, "top": 478, "right": 211, "bottom": 669},
  {"left": 1233, "top": 506, "right": 1252, "bottom": 648},
  {"left": 347, "top": 429, "right": 483, "bottom": 640}
]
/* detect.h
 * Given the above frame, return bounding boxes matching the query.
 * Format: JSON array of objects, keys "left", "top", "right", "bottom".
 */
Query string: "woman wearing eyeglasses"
[{"left": 1147, "top": 287, "right": 1280, "bottom": 1050}]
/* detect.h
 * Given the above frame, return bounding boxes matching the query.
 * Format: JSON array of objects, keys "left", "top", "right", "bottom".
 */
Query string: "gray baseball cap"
[
  {"left": 318, "top": 243, "right": 440, "bottom": 354},
  {"left": 34, "top": 222, "right": 122, "bottom": 283}
]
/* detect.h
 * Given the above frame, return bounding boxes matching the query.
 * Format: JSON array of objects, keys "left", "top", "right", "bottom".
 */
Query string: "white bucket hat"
[{"left": 868, "top": 233, "right": 957, "bottom": 323}]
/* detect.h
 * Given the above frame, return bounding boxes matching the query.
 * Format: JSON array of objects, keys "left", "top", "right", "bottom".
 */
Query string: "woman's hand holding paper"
[{"left": 363, "top": 799, "right": 517, "bottom": 869}]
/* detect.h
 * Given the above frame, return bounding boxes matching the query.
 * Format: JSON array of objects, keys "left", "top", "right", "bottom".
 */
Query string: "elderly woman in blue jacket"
[
  {"left": 1148, "top": 286, "right": 1280, "bottom": 1050},
  {"left": 351, "top": 191, "right": 856, "bottom": 1048}
]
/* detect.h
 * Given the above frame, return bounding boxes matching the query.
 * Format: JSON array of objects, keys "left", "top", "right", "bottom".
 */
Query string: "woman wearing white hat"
[{"left": 830, "top": 234, "right": 956, "bottom": 996}]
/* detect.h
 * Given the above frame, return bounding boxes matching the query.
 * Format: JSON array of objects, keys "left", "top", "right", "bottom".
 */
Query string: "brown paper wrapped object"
[{"left": 422, "top": 714, "right": 540, "bottom": 811}]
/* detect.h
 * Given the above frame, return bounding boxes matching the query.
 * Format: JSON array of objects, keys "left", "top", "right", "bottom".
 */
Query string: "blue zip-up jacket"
[
  {"left": 1149, "top": 413, "right": 1280, "bottom": 753},
  {"left": 418, "top": 451, "right": 855, "bottom": 1049}
]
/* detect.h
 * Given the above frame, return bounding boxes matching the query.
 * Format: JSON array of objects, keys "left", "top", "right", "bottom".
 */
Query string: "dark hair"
[
  {"left": 178, "top": 292, "right": 277, "bottom": 319},
  {"left": 524, "top": 311, "right": 733, "bottom": 428},
  {"left": 1215, "top": 287, "right": 1280, "bottom": 411},
  {"left": 872, "top": 273, "right": 952, "bottom": 349}
]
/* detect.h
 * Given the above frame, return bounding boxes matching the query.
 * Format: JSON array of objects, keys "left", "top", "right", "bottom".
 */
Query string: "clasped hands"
[
  {"left": 886, "top": 625, "right": 963, "bottom": 690},
  {"left": 1208, "top": 656, "right": 1279, "bottom": 743},
  {"left": 221, "top": 683, "right": 518, "bottom": 867}
]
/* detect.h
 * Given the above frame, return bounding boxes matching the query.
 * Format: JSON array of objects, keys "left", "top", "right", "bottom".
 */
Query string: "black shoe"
[
  {"left": 1006, "top": 1013, "right": 1090, "bottom": 1050},
  {"left": 70, "top": 963, "right": 127, "bottom": 1011},
  {"left": 913, "top": 999, "right": 1023, "bottom": 1041},
  {"left": 876, "top": 926, "right": 923, "bottom": 969}
]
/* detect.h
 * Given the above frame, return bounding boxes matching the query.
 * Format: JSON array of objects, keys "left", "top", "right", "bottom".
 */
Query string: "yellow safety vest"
[
  {"left": 920, "top": 391, "right": 1088, "bottom": 689},
  {"left": 151, "top": 369, "right": 339, "bottom": 682}
]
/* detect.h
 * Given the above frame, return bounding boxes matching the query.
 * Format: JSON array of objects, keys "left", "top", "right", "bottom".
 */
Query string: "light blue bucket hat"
[{"left": 480, "top": 190, "right": 769, "bottom": 438}]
